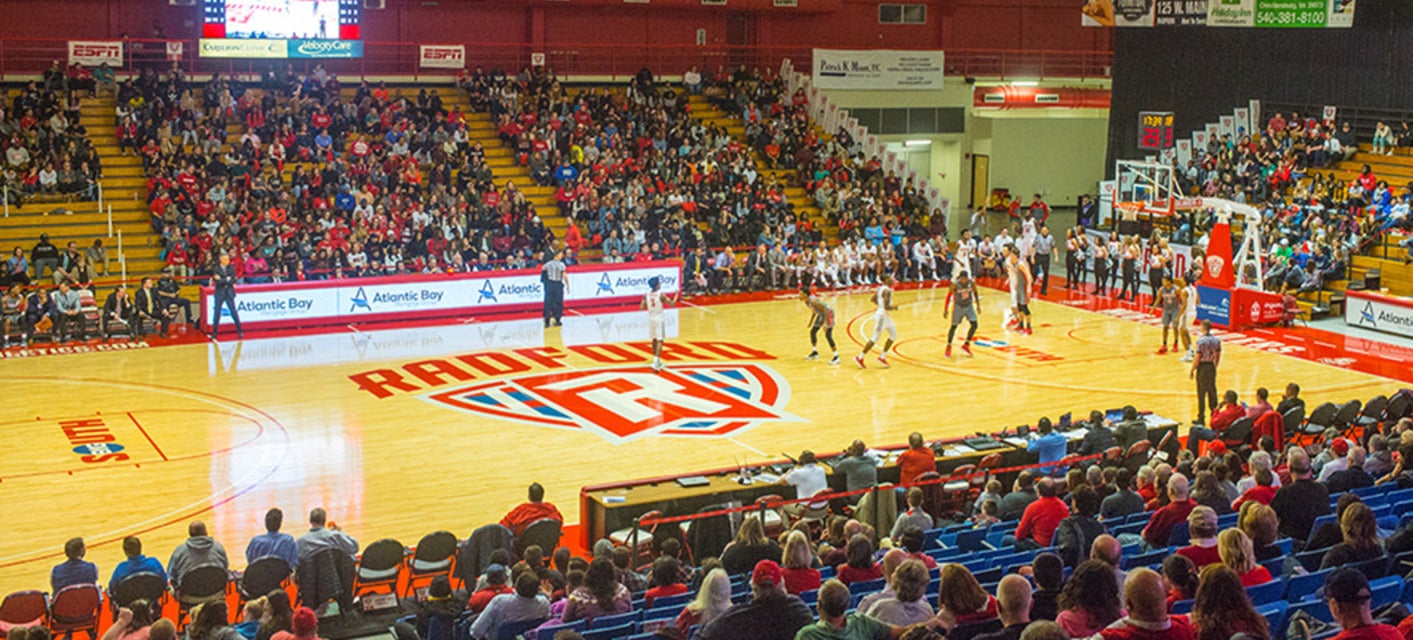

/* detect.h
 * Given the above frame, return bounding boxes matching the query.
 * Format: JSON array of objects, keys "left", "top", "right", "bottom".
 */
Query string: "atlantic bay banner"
[{"left": 1082, "top": 0, "right": 1356, "bottom": 28}]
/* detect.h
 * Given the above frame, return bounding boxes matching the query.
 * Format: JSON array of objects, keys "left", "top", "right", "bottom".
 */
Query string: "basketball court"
[{"left": 0, "top": 281, "right": 1404, "bottom": 594}]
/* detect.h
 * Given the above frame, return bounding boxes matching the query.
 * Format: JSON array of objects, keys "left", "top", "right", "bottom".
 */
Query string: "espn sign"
[
  {"left": 68, "top": 41, "right": 124, "bottom": 68},
  {"left": 419, "top": 45, "right": 465, "bottom": 69}
]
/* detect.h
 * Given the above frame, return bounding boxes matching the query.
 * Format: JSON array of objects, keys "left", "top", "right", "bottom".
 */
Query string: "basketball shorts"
[
  {"left": 812, "top": 310, "right": 835, "bottom": 329},
  {"left": 952, "top": 307, "right": 977, "bottom": 326},
  {"left": 1017, "top": 303, "right": 1030, "bottom": 315},
  {"left": 648, "top": 317, "right": 665, "bottom": 341},
  {"left": 1161, "top": 308, "right": 1179, "bottom": 326},
  {"left": 872, "top": 315, "right": 897, "bottom": 342}
]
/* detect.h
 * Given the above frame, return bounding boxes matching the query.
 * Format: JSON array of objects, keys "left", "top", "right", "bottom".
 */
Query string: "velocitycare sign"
[{"left": 811, "top": 49, "right": 944, "bottom": 90}]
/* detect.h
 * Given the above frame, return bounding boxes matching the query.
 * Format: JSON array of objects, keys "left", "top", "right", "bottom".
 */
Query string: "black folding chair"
[
  {"left": 238, "top": 556, "right": 291, "bottom": 603},
  {"left": 110, "top": 572, "right": 168, "bottom": 615},
  {"left": 1221, "top": 417, "right": 1255, "bottom": 449},
  {"left": 403, "top": 530, "right": 458, "bottom": 598},
  {"left": 174, "top": 565, "right": 230, "bottom": 629},
  {"left": 516, "top": 519, "right": 563, "bottom": 559},
  {"left": 353, "top": 538, "right": 406, "bottom": 598}
]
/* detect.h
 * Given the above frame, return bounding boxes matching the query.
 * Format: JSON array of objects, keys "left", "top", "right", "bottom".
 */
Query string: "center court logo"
[{"left": 425, "top": 363, "right": 801, "bottom": 443}]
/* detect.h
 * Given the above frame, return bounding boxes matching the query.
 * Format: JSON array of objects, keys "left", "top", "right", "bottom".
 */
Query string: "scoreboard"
[{"left": 1138, "top": 111, "right": 1175, "bottom": 150}]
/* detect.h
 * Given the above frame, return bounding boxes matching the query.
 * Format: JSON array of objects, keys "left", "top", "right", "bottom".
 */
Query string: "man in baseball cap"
[
  {"left": 1324, "top": 568, "right": 1402, "bottom": 640},
  {"left": 696, "top": 560, "right": 813, "bottom": 640}
]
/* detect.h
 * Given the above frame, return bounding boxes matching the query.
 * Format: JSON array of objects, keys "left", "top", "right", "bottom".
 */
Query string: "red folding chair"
[
  {"left": 48, "top": 584, "right": 100, "bottom": 640},
  {"left": 0, "top": 590, "right": 47, "bottom": 634}
]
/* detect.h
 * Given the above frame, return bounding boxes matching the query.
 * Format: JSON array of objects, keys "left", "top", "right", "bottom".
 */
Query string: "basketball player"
[
  {"left": 1152, "top": 274, "right": 1184, "bottom": 354},
  {"left": 954, "top": 229, "right": 977, "bottom": 280},
  {"left": 1178, "top": 275, "right": 1198, "bottom": 362},
  {"left": 912, "top": 235, "right": 938, "bottom": 282},
  {"left": 1005, "top": 246, "right": 1034, "bottom": 335},
  {"left": 641, "top": 276, "right": 678, "bottom": 372},
  {"left": 944, "top": 270, "right": 981, "bottom": 357},
  {"left": 855, "top": 274, "right": 899, "bottom": 368},
  {"left": 801, "top": 287, "right": 840, "bottom": 365}
]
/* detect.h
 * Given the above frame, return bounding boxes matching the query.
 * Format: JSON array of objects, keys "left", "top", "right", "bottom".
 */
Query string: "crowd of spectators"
[
  {"left": 26, "top": 381, "right": 1413, "bottom": 640},
  {"left": 1, "top": 74, "right": 102, "bottom": 208}
]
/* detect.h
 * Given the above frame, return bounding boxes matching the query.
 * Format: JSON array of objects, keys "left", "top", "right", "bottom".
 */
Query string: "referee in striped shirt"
[
  {"left": 1189, "top": 319, "right": 1222, "bottom": 429},
  {"left": 541, "top": 249, "right": 567, "bottom": 327}
]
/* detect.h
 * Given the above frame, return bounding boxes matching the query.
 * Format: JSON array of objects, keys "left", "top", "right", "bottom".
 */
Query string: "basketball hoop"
[{"left": 1116, "top": 202, "right": 1143, "bottom": 222}]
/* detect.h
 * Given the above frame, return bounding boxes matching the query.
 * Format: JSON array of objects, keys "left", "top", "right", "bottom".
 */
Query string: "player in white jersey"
[
  {"left": 641, "top": 276, "right": 679, "bottom": 372},
  {"left": 858, "top": 241, "right": 879, "bottom": 284},
  {"left": 855, "top": 275, "right": 899, "bottom": 368},
  {"left": 812, "top": 243, "right": 837, "bottom": 288},
  {"left": 912, "top": 237, "right": 938, "bottom": 282},
  {"left": 954, "top": 230, "right": 977, "bottom": 279},
  {"left": 1005, "top": 245, "right": 1035, "bottom": 334},
  {"left": 1179, "top": 275, "right": 1198, "bottom": 362}
]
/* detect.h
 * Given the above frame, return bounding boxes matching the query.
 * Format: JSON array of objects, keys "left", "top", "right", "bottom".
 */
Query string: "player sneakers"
[
  {"left": 829, "top": 354, "right": 841, "bottom": 365},
  {"left": 1005, "top": 318, "right": 1020, "bottom": 329},
  {"left": 945, "top": 345, "right": 953, "bottom": 358},
  {"left": 806, "top": 351, "right": 819, "bottom": 360},
  {"left": 1020, "top": 328, "right": 1032, "bottom": 335},
  {"left": 962, "top": 343, "right": 974, "bottom": 356},
  {"left": 1157, "top": 346, "right": 1168, "bottom": 354},
  {"left": 877, "top": 355, "right": 890, "bottom": 368},
  {"left": 652, "top": 358, "right": 664, "bottom": 372},
  {"left": 854, "top": 354, "right": 866, "bottom": 369},
  {"left": 1181, "top": 349, "right": 1194, "bottom": 362}
]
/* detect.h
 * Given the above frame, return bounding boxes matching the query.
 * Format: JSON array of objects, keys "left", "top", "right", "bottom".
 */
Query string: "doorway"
[{"left": 971, "top": 154, "right": 989, "bottom": 210}]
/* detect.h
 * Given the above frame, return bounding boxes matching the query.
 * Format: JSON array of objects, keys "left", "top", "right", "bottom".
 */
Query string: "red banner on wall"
[
  {"left": 1200, "top": 221, "right": 1235, "bottom": 289},
  {"left": 1232, "top": 287, "right": 1285, "bottom": 326}
]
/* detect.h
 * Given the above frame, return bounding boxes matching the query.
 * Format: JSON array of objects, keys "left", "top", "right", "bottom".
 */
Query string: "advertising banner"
[
  {"left": 201, "top": 262, "right": 682, "bottom": 331},
  {"left": 68, "top": 41, "right": 124, "bottom": 67},
  {"left": 199, "top": 38, "right": 288, "bottom": 58},
  {"left": 1087, "top": 0, "right": 1356, "bottom": 27},
  {"left": 1196, "top": 285, "right": 1232, "bottom": 326},
  {"left": 419, "top": 45, "right": 466, "bottom": 68},
  {"left": 1231, "top": 287, "right": 1286, "bottom": 326},
  {"left": 811, "top": 49, "right": 944, "bottom": 90},
  {"left": 288, "top": 39, "right": 364, "bottom": 59},
  {"left": 1345, "top": 290, "right": 1413, "bottom": 339}
]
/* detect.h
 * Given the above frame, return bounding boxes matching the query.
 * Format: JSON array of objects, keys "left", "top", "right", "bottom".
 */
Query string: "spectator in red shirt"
[
  {"left": 1098, "top": 568, "right": 1194, "bottom": 640},
  {"left": 780, "top": 530, "right": 821, "bottom": 595},
  {"left": 1326, "top": 568, "right": 1403, "bottom": 640},
  {"left": 467, "top": 564, "right": 512, "bottom": 613},
  {"left": 1209, "top": 391, "right": 1246, "bottom": 433},
  {"left": 1142, "top": 474, "right": 1195, "bottom": 549},
  {"left": 1014, "top": 478, "right": 1070, "bottom": 550},
  {"left": 897, "top": 432, "right": 935, "bottom": 487},
  {"left": 499, "top": 482, "right": 563, "bottom": 536},
  {"left": 836, "top": 535, "right": 884, "bottom": 585},
  {"left": 642, "top": 556, "right": 688, "bottom": 608}
]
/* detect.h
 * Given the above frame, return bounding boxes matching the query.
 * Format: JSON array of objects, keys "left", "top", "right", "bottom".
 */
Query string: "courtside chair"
[
  {"left": 404, "top": 530, "right": 459, "bottom": 598},
  {"left": 1282, "top": 406, "right": 1306, "bottom": 444},
  {"left": 1295, "top": 402, "right": 1340, "bottom": 447},
  {"left": 516, "top": 518, "right": 563, "bottom": 559},
  {"left": 1332, "top": 400, "right": 1362, "bottom": 430},
  {"left": 48, "top": 584, "right": 100, "bottom": 640},
  {"left": 0, "top": 590, "right": 46, "bottom": 634},
  {"left": 1121, "top": 440, "right": 1151, "bottom": 472},
  {"left": 353, "top": 538, "right": 406, "bottom": 598},
  {"left": 457, "top": 524, "right": 514, "bottom": 588},
  {"left": 1220, "top": 417, "right": 1255, "bottom": 450},
  {"left": 110, "top": 572, "right": 168, "bottom": 614},
  {"left": 1356, "top": 395, "right": 1388, "bottom": 429},
  {"left": 174, "top": 565, "right": 230, "bottom": 629},
  {"left": 237, "top": 556, "right": 291, "bottom": 604},
  {"left": 608, "top": 510, "right": 658, "bottom": 565},
  {"left": 1386, "top": 393, "right": 1412, "bottom": 425}
]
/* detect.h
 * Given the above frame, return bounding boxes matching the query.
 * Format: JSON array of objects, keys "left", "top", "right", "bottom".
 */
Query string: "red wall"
[{"left": 0, "top": 0, "right": 1111, "bottom": 53}]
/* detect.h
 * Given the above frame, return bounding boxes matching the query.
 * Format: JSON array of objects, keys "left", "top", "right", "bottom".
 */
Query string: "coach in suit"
[
  {"left": 133, "top": 277, "right": 169, "bottom": 337},
  {"left": 211, "top": 252, "right": 243, "bottom": 340}
]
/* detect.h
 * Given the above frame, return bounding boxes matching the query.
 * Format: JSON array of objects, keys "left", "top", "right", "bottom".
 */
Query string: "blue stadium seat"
[
  {"left": 1260, "top": 556, "right": 1285, "bottom": 579},
  {"left": 590, "top": 611, "right": 642, "bottom": 629},
  {"left": 1287, "top": 599, "right": 1333, "bottom": 624},
  {"left": 1284, "top": 568, "right": 1334, "bottom": 602},
  {"left": 1216, "top": 512, "right": 1239, "bottom": 528},
  {"left": 819, "top": 565, "right": 836, "bottom": 580},
  {"left": 650, "top": 592, "right": 693, "bottom": 610},
  {"left": 1352, "top": 484, "right": 1388, "bottom": 497},
  {"left": 534, "top": 620, "right": 586, "bottom": 639},
  {"left": 956, "top": 528, "right": 989, "bottom": 552},
  {"left": 581, "top": 622, "right": 636, "bottom": 640},
  {"left": 1385, "top": 488, "right": 1413, "bottom": 506},
  {"left": 1295, "top": 547, "right": 1331, "bottom": 573},
  {"left": 800, "top": 589, "right": 818, "bottom": 604},
  {"left": 1171, "top": 599, "right": 1193, "bottom": 614},
  {"left": 1122, "top": 548, "right": 1169, "bottom": 570},
  {"left": 1276, "top": 538, "right": 1294, "bottom": 554},
  {"left": 1369, "top": 575, "right": 1403, "bottom": 609},
  {"left": 1256, "top": 601, "right": 1288, "bottom": 636},
  {"left": 1246, "top": 578, "right": 1285, "bottom": 605},
  {"left": 1110, "top": 521, "right": 1146, "bottom": 537},
  {"left": 848, "top": 578, "right": 886, "bottom": 595},
  {"left": 971, "top": 567, "right": 1004, "bottom": 584}
]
